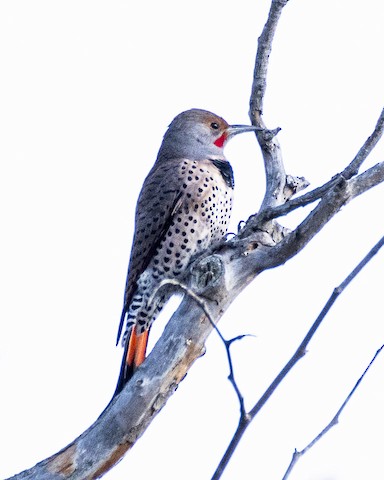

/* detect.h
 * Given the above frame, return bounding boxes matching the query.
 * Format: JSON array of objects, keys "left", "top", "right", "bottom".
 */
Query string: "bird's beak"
[
  {"left": 226, "top": 124, "right": 262, "bottom": 139},
  {"left": 214, "top": 124, "right": 262, "bottom": 148}
]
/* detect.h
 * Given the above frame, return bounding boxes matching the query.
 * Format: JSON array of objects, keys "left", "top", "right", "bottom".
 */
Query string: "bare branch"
[
  {"left": 349, "top": 161, "right": 384, "bottom": 199},
  {"left": 282, "top": 344, "right": 384, "bottom": 480},
  {"left": 250, "top": 0, "right": 290, "bottom": 121},
  {"left": 247, "top": 168, "right": 384, "bottom": 273},
  {"left": 150, "top": 279, "right": 247, "bottom": 416},
  {"left": 244, "top": 106, "right": 384, "bottom": 227},
  {"left": 248, "top": 0, "right": 293, "bottom": 220},
  {"left": 210, "top": 235, "right": 384, "bottom": 480},
  {"left": 343, "top": 107, "right": 384, "bottom": 178},
  {"left": 245, "top": 174, "right": 341, "bottom": 229}
]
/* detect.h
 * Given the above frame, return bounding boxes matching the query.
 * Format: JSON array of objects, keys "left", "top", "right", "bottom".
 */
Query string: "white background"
[{"left": 0, "top": 1, "right": 383, "bottom": 479}]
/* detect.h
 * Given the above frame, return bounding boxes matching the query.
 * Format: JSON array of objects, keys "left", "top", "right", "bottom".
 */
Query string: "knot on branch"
[
  {"left": 152, "top": 382, "right": 178, "bottom": 413},
  {"left": 331, "top": 174, "right": 353, "bottom": 203},
  {"left": 190, "top": 254, "right": 225, "bottom": 300},
  {"left": 255, "top": 126, "right": 282, "bottom": 154},
  {"left": 284, "top": 175, "right": 310, "bottom": 201},
  {"left": 261, "top": 126, "right": 281, "bottom": 141}
]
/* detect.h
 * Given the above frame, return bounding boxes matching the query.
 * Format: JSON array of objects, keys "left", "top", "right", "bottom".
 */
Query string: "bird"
[{"left": 114, "top": 108, "right": 259, "bottom": 396}]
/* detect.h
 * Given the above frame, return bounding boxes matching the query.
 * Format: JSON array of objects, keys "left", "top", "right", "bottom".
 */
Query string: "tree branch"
[
  {"left": 343, "top": 107, "right": 384, "bottom": 179},
  {"left": 240, "top": 106, "right": 384, "bottom": 233},
  {"left": 211, "top": 235, "right": 384, "bottom": 480},
  {"left": 282, "top": 344, "right": 384, "bottom": 480},
  {"left": 250, "top": 0, "right": 290, "bottom": 121},
  {"left": 249, "top": 0, "right": 293, "bottom": 222}
]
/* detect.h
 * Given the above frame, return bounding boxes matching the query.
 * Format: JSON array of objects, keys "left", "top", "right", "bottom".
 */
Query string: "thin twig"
[
  {"left": 256, "top": 175, "right": 342, "bottom": 223},
  {"left": 343, "top": 107, "right": 384, "bottom": 178},
  {"left": 282, "top": 344, "right": 384, "bottom": 480},
  {"left": 153, "top": 279, "right": 247, "bottom": 415},
  {"left": 211, "top": 235, "right": 384, "bottom": 480},
  {"left": 250, "top": 0, "right": 290, "bottom": 120}
]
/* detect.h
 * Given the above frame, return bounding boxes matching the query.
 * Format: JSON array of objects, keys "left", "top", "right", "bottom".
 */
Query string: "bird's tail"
[{"left": 113, "top": 325, "right": 149, "bottom": 397}]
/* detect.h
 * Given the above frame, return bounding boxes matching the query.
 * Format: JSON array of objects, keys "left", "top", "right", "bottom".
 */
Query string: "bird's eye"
[{"left": 210, "top": 122, "right": 219, "bottom": 130}]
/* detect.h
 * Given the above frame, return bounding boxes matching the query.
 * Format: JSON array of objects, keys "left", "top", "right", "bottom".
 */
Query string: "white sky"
[{"left": 0, "top": 1, "right": 383, "bottom": 479}]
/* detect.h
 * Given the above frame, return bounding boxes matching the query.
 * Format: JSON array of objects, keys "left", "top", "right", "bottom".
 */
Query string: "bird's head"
[{"left": 157, "top": 108, "right": 260, "bottom": 161}]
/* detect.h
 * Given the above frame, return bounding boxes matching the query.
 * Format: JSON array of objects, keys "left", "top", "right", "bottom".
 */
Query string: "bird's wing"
[{"left": 116, "top": 159, "right": 183, "bottom": 344}]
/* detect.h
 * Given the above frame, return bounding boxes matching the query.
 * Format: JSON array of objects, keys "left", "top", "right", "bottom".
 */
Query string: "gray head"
[{"left": 156, "top": 108, "right": 259, "bottom": 162}]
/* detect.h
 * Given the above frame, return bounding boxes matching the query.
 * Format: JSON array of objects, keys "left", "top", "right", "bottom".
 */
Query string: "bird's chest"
[
  {"left": 177, "top": 158, "right": 234, "bottom": 240},
  {"left": 149, "top": 159, "right": 234, "bottom": 280}
]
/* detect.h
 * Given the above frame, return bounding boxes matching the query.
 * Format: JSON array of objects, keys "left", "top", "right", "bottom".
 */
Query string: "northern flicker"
[{"left": 114, "top": 108, "right": 259, "bottom": 395}]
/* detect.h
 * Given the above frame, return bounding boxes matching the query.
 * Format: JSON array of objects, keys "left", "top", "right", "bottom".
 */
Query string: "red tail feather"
[{"left": 114, "top": 326, "right": 149, "bottom": 397}]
